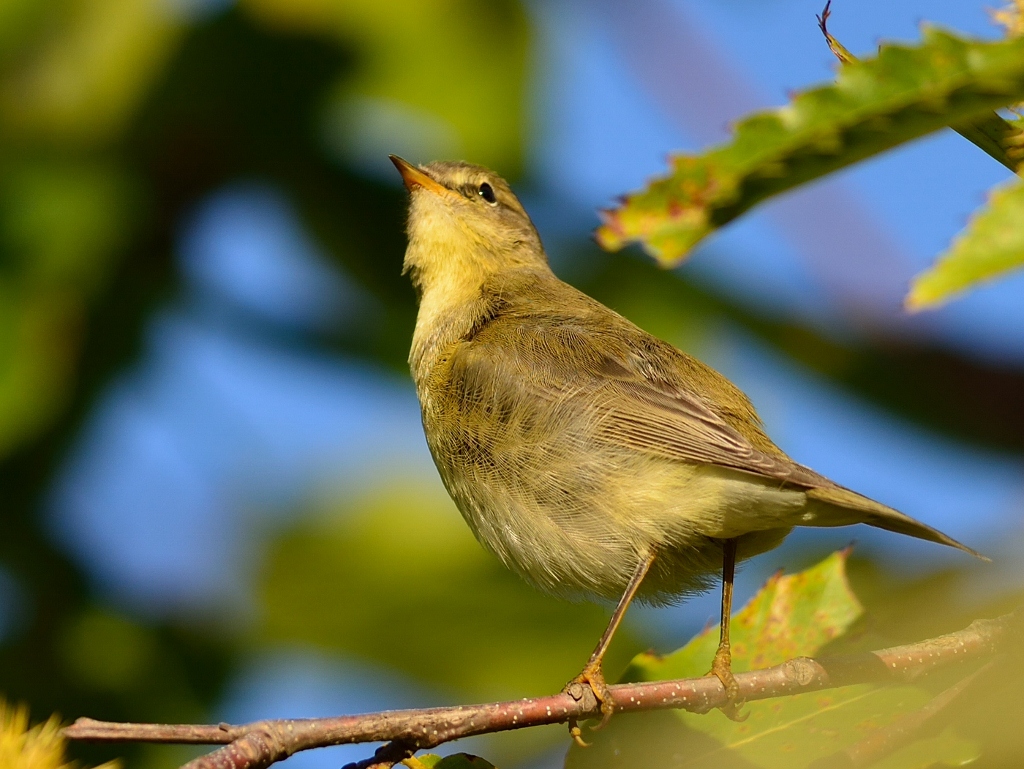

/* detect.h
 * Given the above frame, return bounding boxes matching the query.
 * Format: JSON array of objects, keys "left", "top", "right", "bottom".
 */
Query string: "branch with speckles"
[{"left": 64, "top": 612, "right": 1016, "bottom": 769}]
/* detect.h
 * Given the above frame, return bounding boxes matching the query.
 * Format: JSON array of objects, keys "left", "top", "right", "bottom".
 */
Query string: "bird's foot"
[
  {"left": 563, "top": 661, "right": 615, "bottom": 747},
  {"left": 706, "top": 642, "right": 748, "bottom": 722}
]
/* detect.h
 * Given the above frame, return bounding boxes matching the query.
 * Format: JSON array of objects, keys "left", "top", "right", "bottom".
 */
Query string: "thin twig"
[
  {"left": 64, "top": 612, "right": 1016, "bottom": 769},
  {"left": 816, "top": 0, "right": 857, "bottom": 64}
]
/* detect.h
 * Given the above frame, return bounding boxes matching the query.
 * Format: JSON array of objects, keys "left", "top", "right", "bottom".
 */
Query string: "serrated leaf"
[
  {"left": 819, "top": 4, "right": 1024, "bottom": 172},
  {"left": 951, "top": 112, "right": 1024, "bottom": 171},
  {"left": 597, "top": 29, "right": 1024, "bottom": 265},
  {"left": 906, "top": 177, "right": 1024, "bottom": 310},
  {"left": 566, "top": 552, "right": 974, "bottom": 769}
]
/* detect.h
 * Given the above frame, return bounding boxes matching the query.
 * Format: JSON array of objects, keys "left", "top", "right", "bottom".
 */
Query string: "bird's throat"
[{"left": 408, "top": 249, "right": 491, "bottom": 385}]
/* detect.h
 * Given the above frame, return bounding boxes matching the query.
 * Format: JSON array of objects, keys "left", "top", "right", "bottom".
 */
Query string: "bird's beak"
[{"left": 389, "top": 155, "right": 448, "bottom": 196}]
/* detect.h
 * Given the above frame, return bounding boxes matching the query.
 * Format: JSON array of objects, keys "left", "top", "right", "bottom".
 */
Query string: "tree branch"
[{"left": 64, "top": 612, "right": 1016, "bottom": 769}]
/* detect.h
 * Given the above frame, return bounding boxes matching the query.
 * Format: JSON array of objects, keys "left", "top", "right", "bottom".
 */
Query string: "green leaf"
[
  {"left": 951, "top": 112, "right": 1024, "bottom": 172},
  {"left": 566, "top": 552, "right": 978, "bottom": 769},
  {"left": 597, "top": 29, "right": 1024, "bottom": 265},
  {"left": 906, "top": 177, "right": 1024, "bottom": 310},
  {"left": 406, "top": 753, "right": 498, "bottom": 769},
  {"left": 870, "top": 726, "right": 979, "bottom": 769},
  {"left": 818, "top": 4, "right": 1024, "bottom": 172},
  {"left": 623, "top": 550, "right": 861, "bottom": 682}
]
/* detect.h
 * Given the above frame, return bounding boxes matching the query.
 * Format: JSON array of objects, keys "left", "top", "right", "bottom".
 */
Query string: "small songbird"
[{"left": 389, "top": 155, "right": 980, "bottom": 738}]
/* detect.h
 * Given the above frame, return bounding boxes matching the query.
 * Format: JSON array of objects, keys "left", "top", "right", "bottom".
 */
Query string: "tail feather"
[{"left": 805, "top": 485, "right": 988, "bottom": 561}]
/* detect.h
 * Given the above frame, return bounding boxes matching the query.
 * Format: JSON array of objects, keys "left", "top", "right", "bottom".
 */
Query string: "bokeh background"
[{"left": 2, "top": 0, "right": 1023, "bottom": 767}]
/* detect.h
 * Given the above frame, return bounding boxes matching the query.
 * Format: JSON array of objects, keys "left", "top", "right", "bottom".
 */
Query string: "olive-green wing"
[
  {"left": 599, "top": 367, "right": 827, "bottom": 486},
  {"left": 452, "top": 296, "right": 982, "bottom": 558},
  {"left": 457, "top": 311, "right": 829, "bottom": 489},
  {"left": 580, "top": 328, "right": 981, "bottom": 557}
]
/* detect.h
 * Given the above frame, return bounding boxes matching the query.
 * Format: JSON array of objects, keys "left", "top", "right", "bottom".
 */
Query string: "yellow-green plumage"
[{"left": 397, "top": 158, "right": 978, "bottom": 607}]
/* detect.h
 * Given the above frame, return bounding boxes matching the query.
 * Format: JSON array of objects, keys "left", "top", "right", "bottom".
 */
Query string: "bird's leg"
[
  {"left": 708, "top": 537, "right": 746, "bottom": 721},
  {"left": 565, "top": 551, "right": 655, "bottom": 746}
]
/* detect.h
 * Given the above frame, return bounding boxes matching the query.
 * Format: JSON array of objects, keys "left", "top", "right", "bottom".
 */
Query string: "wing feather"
[{"left": 455, "top": 307, "right": 829, "bottom": 489}]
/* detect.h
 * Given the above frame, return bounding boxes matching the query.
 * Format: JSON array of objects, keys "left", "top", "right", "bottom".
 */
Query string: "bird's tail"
[{"left": 804, "top": 485, "right": 988, "bottom": 560}]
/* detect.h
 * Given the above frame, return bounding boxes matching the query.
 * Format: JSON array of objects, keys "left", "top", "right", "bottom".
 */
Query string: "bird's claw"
[
  {"left": 563, "top": 661, "right": 616, "bottom": 745},
  {"left": 707, "top": 643, "right": 748, "bottom": 722},
  {"left": 568, "top": 720, "right": 590, "bottom": 748}
]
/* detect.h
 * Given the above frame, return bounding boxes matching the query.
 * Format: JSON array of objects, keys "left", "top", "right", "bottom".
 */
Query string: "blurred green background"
[{"left": 1, "top": 1, "right": 1022, "bottom": 767}]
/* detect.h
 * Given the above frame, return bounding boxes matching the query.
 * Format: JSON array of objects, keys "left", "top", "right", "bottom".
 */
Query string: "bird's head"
[{"left": 390, "top": 156, "right": 546, "bottom": 294}]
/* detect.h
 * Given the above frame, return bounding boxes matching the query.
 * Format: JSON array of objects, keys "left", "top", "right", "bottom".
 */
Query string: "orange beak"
[{"left": 389, "top": 155, "right": 448, "bottom": 196}]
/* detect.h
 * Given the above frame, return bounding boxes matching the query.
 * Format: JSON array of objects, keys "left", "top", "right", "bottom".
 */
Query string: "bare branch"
[{"left": 64, "top": 612, "right": 1016, "bottom": 769}]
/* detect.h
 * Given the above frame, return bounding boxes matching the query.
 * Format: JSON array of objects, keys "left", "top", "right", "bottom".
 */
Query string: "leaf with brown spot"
[
  {"left": 622, "top": 550, "right": 861, "bottom": 682},
  {"left": 566, "top": 552, "right": 979, "bottom": 769},
  {"left": 597, "top": 29, "right": 1024, "bottom": 265}
]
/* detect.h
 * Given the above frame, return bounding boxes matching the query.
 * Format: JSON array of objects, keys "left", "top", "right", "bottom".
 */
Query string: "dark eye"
[{"left": 478, "top": 182, "right": 497, "bottom": 204}]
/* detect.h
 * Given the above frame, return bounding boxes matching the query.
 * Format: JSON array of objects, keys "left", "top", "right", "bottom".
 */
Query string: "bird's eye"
[{"left": 478, "top": 182, "right": 497, "bottom": 205}]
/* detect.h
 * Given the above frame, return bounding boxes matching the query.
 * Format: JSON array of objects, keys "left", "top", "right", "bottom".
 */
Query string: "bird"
[{"left": 389, "top": 154, "right": 981, "bottom": 741}]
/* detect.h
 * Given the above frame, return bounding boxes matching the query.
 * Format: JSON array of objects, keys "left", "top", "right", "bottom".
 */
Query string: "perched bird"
[{"left": 389, "top": 155, "right": 980, "bottom": 738}]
